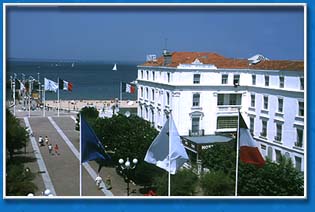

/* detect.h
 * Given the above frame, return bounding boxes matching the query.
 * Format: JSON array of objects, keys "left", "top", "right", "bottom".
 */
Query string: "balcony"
[
  {"left": 189, "top": 129, "right": 205, "bottom": 137},
  {"left": 217, "top": 105, "right": 241, "bottom": 113}
]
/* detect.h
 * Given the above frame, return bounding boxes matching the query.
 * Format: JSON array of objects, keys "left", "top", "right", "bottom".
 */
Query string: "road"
[{"left": 10, "top": 105, "right": 141, "bottom": 197}]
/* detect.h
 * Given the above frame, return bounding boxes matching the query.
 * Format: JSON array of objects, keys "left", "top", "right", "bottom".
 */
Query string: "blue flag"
[{"left": 80, "top": 116, "right": 110, "bottom": 163}]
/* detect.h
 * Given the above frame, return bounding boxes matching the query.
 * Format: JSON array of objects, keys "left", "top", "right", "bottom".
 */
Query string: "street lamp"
[{"left": 118, "top": 157, "right": 138, "bottom": 196}]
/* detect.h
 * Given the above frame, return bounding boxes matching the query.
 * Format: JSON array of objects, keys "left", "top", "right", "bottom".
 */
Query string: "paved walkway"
[{"left": 17, "top": 114, "right": 141, "bottom": 197}]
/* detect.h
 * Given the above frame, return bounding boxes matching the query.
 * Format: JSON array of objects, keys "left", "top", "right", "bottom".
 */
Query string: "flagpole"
[
  {"left": 28, "top": 79, "right": 31, "bottom": 118},
  {"left": 43, "top": 84, "right": 46, "bottom": 117},
  {"left": 235, "top": 109, "right": 240, "bottom": 196},
  {"left": 80, "top": 114, "right": 82, "bottom": 196},
  {"left": 120, "top": 81, "right": 122, "bottom": 101},
  {"left": 168, "top": 114, "right": 171, "bottom": 197},
  {"left": 13, "top": 78, "right": 16, "bottom": 116},
  {"left": 57, "top": 78, "right": 60, "bottom": 117}
]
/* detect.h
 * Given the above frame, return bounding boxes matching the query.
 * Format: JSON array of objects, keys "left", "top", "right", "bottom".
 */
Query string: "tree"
[
  {"left": 6, "top": 163, "right": 37, "bottom": 196},
  {"left": 238, "top": 156, "right": 304, "bottom": 196},
  {"left": 75, "top": 106, "right": 99, "bottom": 130},
  {"left": 153, "top": 169, "right": 198, "bottom": 196},
  {"left": 200, "top": 141, "right": 236, "bottom": 176},
  {"left": 200, "top": 171, "right": 234, "bottom": 196},
  {"left": 6, "top": 109, "right": 29, "bottom": 160}
]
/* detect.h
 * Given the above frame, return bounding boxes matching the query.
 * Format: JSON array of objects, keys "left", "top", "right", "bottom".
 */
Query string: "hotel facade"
[{"left": 136, "top": 51, "right": 305, "bottom": 171}]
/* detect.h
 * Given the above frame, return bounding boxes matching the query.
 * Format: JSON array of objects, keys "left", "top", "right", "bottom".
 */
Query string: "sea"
[{"left": 6, "top": 60, "right": 139, "bottom": 101}]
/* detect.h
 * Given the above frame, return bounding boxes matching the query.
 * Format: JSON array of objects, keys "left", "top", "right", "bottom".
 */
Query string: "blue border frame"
[{"left": 1, "top": 1, "right": 314, "bottom": 212}]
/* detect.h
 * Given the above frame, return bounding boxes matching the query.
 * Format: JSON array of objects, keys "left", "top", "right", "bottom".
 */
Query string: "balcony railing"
[
  {"left": 189, "top": 129, "right": 204, "bottom": 137},
  {"left": 217, "top": 105, "right": 241, "bottom": 113},
  {"left": 294, "top": 141, "right": 303, "bottom": 148},
  {"left": 274, "top": 136, "right": 282, "bottom": 142}
]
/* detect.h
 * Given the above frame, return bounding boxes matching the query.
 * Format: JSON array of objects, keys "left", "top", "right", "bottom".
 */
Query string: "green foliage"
[
  {"left": 200, "top": 141, "right": 304, "bottom": 196},
  {"left": 6, "top": 109, "right": 29, "bottom": 159},
  {"left": 200, "top": 142, "right": 236, "bottom": 176},
  {"left": 6, "top": 164, "right": 37, "bottom": 196},
  {"left": 200, "top": 171, "right": 234, "bottom": 196},
  {"left": 153, "top": 169, "right": 198, "bottom": 196},
  {"left": 238, "top": 156, "right": 304, "bottom": 196},
  {"left": 75, "top": 106, "right": 99, "bottom": 130}
]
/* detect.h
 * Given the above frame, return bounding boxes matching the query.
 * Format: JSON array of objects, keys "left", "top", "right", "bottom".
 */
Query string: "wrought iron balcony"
[{"left": 189, "top": 129, "right": 204, "bottom": 137}]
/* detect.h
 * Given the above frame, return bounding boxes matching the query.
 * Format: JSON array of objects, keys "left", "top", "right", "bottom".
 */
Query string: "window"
[
  {"left": 295, "top": 156, "right": 302, "bottom": 172},
  {"left": 167, "top": 73, "right": 170, "bottom": 83},
  {"left": 151, "top": 89, "right": 155, "bottom": 101},
  {"left": 229, "top": 95, "right": 237, "bottom": 105},
  {"left": 275, "top": 149, "right": 281, "bottom": 163},
  {"left": 250, "top": 117, "right": 254, "bottom": 134},
  {"left": 192, "top": 117, "right": 200, "bottom": 132},
  {"left": 141, "top": 70, "right": 144, "bottom": 79},
  {"left": 298, "top": 101, "right": 304, "bottom": 116},
  {"left": 146, "top": 71, "right": 149, "bottom": 80},
  {"left": 152, "top": 72, "right": 155, "bottom": 81},
  {"left": 279, "top": 76, "right": 284, "bottom": 88},
  {"left": 278, "top": 98, "right": 283, "bottom": 113},
  {"left": 252, "top": 75, "right": 256, "bottom": 85},
  {"left": 151, "top": 109, "right": 155, "bottom": 124},
  {"left": 222, "top": 74, "right": 228, "bottom": 84},
  {"left": 145, "top": 107, "right": 148, "bottom": 119},
  {"left": 166, "top": 92, "right": 170, "bottom": 105},
  {"left": 217, "top": 94, "right": 224, "bottom": 105},
  {"left": 140, "top": 87, "right": 143, "bottom": 97},
  {"left": 140, "top": 106, "right": 143, "bottom": 118},
  {"left": 146, "top": 88, "right": 149, "bottom": 99},
  {"left": 275, "top": 124, "right": 282, "bottom": 142},
  {"left": 193, "top": 74, "right": 200, "bottom": 84},
  {"left": 267, "top": 146, "right": 273, "bottom": 160},
  {"left": 296, "top": 128, "right": 303, "bottom": 148},
  {"left": 251, "top": 94, "right": 255, "bottom": 107},
  {"left": 217, "top": 116, "right": 238, "bottom": 129},
  {"left": 265, "top": 75, "right": 269, "bottom": 86},
  {"left": 233, "top": 74, "right": 240, "bottom": 86},
  {"left": 261, "top": 120, "right": 267, "bottom": 137},
  {"left": 192, "top": 93, "right": 200, "bottom": 107},
  {"left": 263, "top": 96, "right": 268, "bottom": 110},
  {"left": 300, "top": 77, "right": 304, "bottom": 90}
]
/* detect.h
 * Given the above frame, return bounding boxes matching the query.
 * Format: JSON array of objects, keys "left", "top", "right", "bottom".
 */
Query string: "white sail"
[
  {"left": 112, "top": 64, "right": 117, "bottom": 71},
  {"left": 72, "top": 62, "right": 75, "bottom": 68}
]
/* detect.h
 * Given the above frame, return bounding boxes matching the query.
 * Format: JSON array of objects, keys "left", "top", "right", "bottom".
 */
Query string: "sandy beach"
[{"left": 44, "top": 99, "right": 138, "bottom": 112}]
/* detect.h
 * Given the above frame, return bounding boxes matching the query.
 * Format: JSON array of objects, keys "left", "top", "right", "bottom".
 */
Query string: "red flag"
[{"left": 239, "top": 113, "right": 265, "bottom": 167}]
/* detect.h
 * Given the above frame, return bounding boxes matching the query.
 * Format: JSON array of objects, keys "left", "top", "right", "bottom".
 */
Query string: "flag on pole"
[
  {"left": 144, "top": 115, "right": 189, "bottom": 174},
  {"left": 122, "top": 82, "right": 135, "bottom": 94},
  {"left": 18, "top": 80, "right": 26, "bottom": 95},
  {"left": 59, "top": 78, "right": 73, "bottom": 91},
  {"left": 80, "top": 116, "right": 111, "bottom": 163},
  {"left": 239, "top": 113, "right": 265, "bottom": 167},
  {"left": 44, "top": 78, "right": 58, "bottom": 92}
]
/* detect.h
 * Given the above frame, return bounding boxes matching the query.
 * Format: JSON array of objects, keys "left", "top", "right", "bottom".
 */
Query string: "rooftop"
[{"left": 141, "top": 52, "right": 304, "bottom": 71}]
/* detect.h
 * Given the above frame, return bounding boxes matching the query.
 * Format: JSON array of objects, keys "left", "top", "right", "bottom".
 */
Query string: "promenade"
[{"left": 12, "top": 103, "right": 141, "bottom": 197}]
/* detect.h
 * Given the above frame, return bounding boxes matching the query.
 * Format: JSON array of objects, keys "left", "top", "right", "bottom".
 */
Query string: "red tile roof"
[{"left": 141, "top": 52, "right": 304, "bottom": 71}]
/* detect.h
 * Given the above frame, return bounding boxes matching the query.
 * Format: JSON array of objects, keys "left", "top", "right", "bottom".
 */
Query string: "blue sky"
[{"left": 7, "top": 6, "right": 304, "bottom": 62}]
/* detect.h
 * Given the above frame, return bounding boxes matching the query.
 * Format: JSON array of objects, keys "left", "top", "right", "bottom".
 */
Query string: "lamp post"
[{"left": 118, "top": 157, "right": 138, "bottom": 196}]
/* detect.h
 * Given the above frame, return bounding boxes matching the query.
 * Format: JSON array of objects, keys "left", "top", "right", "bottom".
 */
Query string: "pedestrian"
[
  {"left": 38, "top": 136, "right": 44, "bottom": 146},
  {"left": 105, "top": 175, "right": 112, "bottom": 190},
  {"left": 95, "top": 175, "right": 102, "bottom": 190},
  {"left": 44, "top": 136, "right": 49, "bottom": 145},
  {"left": 48, "top": 144, "right": 53, "bottom": 154},
  {"left": 54, "top": 144, "right": 59, "bottom": 155}
]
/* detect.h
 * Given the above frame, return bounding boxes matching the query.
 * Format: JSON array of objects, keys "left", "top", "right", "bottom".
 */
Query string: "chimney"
[{"left": 163, "top": 49, "right": 172, "bottom": 66}]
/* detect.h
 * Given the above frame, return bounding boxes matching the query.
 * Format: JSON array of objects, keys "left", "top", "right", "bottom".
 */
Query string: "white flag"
[
  {"left": 144, "top": 115, "right": 189, "bottom": 174},
  {"left": 44, "top": 78, "right": 58, "bottom": 92}
]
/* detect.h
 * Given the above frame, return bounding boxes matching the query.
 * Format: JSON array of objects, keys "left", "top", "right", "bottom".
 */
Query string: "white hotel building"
[{"left": 136, "top": 51, "right": 305, "bottom": 171}]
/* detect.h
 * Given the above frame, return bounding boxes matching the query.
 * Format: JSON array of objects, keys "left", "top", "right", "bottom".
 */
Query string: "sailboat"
[
  {"left": 112, "top": 64, "right": 117, "bottom": 71},
  {"left": 72, "top": 62, "right": 75, "bottom": 68}
]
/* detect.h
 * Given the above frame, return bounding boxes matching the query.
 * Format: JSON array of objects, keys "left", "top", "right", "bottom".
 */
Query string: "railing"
[
  {"left": 274, "top": 136, "right": 282, "bottom": 142},
  {"left": 294, "top": 141, "right": 303, "bottom": 148},
  {"left": 217, "top": 105, "right": 241, "bottom": 112},
  {"left": 189, "top": 129, "right": 204, "bottom": 137}
]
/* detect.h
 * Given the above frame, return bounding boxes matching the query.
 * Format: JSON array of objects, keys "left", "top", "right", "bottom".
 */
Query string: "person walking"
[
  {"left": 38, "top": 136, "right": 44, "bottom": 146},
  {"left": 105, "top": 175, "right": 112, "bottom": 190},
  {"left": 95, "top": 175, "right": 102, "bottom": 190},
  {"left": 48, "top": 143, "right": 53, "bottom": 155},
  {"left": 44, "top": 136, "right": 49, "bottom": 145},
  {"left": 54, "top": 144, "right": 59, "bottom": 155}
]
